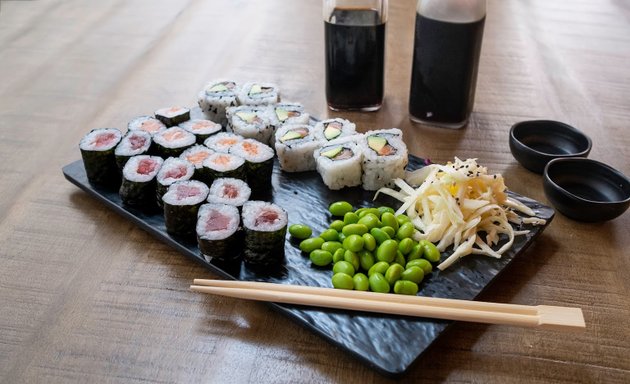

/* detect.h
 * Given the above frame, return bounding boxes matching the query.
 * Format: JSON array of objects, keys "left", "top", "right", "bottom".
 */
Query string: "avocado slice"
[
  {"left": 367, "top": 135, "right": 387, "bottom": 153},
  {"left": 275, "top": 108, "right": 289, "bottom": 122},
  {"left": 235, "top": 111, "right": 257, "bottom": 123},
  {"left": 324, "top": 125, "right": 341, "bottom": 140},
  {"left": 280, "top": 130, "right": 303, "bottom": 142},
  {"left": 321, "top": 146, "right": 342, "bottom": 159},
  {"left": 249, "top": 84, "right": 262, "bottom": 95},
  {"left": 207, "top": 83, "right": 228, "bottom": 93}
]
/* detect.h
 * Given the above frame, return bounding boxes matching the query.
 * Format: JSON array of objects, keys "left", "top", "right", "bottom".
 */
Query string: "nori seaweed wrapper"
[
  {"left": 81, "top": 147, "right": 120, "bottom": 186},
  {"left": 155, "top": 107, "right": 190, "bottom": 127},
  {"left": 152, "top": 142, "right": 194, "bottom": 159},
  {"left": 243, "top": 225, "right": 286, "bottom": 266},
  {"left": 245, "top": 158, "right": 274, "bottom": 195},
  {"left": 164, "top": 201, "right": 204, "bottom": 237},
  {"left": 198, "top": 230, "right": 242, "bottom": 262},
  {"left": 198, "top": 162, "right": 247, "bottom": 186},
  {"left": 119, "top": 178, "right": 157, "bottom": 207}
]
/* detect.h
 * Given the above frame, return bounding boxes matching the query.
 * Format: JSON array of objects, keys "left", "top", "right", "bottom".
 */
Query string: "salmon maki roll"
[
  {"left": 79, "top": 128, "right": 123, "bottom": 185},
  {"left": 199, "top": 152, "right": 246, "bottom": 186},
  {"left": 204, "top": 132, "right": 244, "bottom": 153},
  {"left": 152, "top": 127, "right": 196, "bottom": 158},
  {"left": 229, "top": 139, "right": 275, "bottom": 195},
  {"left": 179, "top": 145, "right": 214, "bottom": 180},
  {"left": 179, "top": 119, "right": 222, "bottom": 144},
  {"left": 128, "top": 116, "right": 166, "bottom": 136},
  {"left": 155, "top": 106, "right": 190, "bottom": 127}
]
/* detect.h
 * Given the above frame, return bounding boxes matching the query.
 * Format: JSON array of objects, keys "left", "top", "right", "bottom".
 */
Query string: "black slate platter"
[{"left": 63, "top": 156, "right": 554, "bottom": 377}]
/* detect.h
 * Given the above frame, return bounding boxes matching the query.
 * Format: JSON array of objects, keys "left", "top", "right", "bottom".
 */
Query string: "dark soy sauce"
[
  {"left": 409, "top": 14, "right": 485, "bottom": 127},
  {"left": 325, "top": 8, "right": 385, "bottom": 111}
]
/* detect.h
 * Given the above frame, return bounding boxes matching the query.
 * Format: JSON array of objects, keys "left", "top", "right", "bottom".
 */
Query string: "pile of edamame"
[{"left": 289, "top": 201, "right": 441, "bottom": 295}]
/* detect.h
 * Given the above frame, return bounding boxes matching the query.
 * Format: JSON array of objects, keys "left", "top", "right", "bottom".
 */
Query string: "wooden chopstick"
[{"left": 191, "top": 279, "right": 585, "bottom": 330}]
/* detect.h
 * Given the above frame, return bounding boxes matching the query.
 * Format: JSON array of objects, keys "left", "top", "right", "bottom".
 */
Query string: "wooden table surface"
[{"left": 1, "top": 0, "right": 629, "bottom": 382}]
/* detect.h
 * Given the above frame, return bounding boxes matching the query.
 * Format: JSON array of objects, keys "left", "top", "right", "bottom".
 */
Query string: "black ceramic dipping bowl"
[
  {"left": 509, "top": 120, "right": 592, "bottom": 174},
  {"left": 543, "top": 158, "right": 630, "bottom": 222}
]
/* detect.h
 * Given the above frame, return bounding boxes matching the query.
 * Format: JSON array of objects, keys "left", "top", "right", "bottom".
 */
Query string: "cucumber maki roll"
[
  {"left": 179, "top": 119, "right": 222, "bottom": 144},
  {"left": 313, "top": 118, "right": 357, "bottom": 144},
  {"left": 156, "top": 157, "right": 195, "bottom": 208},
  {"left": 197, "top": 79, "right": 240, "bottom": 127},
  {"left": 79, "top": 128, "right": 123, "bottom": 185},
  {"left": 115, "top": 130, "right": 152, "bottom": 170},
  {"left": 196, "top": 203, "right": 241, "bottom": 262},
  {"left": 225, "top": 105, "right": 274, "bottom": 144},
  {"left": 179, "top": 145, "right": 214, "bottom": 180},
  {"left": 359, "top": 128, "right": 408, "bottom": 191},
  {"left": 207, "top": 178, "right": 251, "bottom": 209},
  {"left": 237, "top": 82, "right": 280, "bottom": 106},
  {"left": 274, "top": 124, "right": 321, "bottom": 172},
  {"left": 269, "top": 102, "right": 310, "bottom": 130},
  {"left": 229, "top": 139, "right": 274, "bottom": 194},
  {"left": 314, "top": 137, "right": 363, "bottom": 190},
  {"left": 152, "top": 127, "right": 196, "bottom": 158},
  {"left": 155, "top": 106, "right": 190, "bottom": 127},
  {"left": 128, "top": 116, "right": 166, "bottom": 136},
  {"left": 119, "top": 155, "right": 164, "bottom": 206},
  {"left": 199, "top": 152, "right": 246, "bottom": 186},
  {"left": 162, "top": 180, "right": 209, "bottom": 237},
  {"left": 241, "top": 201, "right": 288, "bottom": 267},
  {"left": 204, "top": 132, "right": 244, "bottom": 153}
]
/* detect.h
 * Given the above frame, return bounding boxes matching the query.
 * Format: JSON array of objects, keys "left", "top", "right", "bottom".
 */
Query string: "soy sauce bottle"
[{"left": 409, "top": 0, "right": 486, "bottom": 128}]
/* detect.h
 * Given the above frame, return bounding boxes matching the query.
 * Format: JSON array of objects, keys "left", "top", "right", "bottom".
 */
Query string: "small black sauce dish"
[
  {"left": 543, "top": 158, "right": 630, "bottom": 222},
  {"left": 509, "top": 120, "right": 592, "bottom": 174}
]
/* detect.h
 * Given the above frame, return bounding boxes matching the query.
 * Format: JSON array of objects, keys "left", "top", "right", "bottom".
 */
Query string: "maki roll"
[
  {"left": 225, "top": 105, "right": 274, "bottom": 144},
  {"left": 155, "top": 106, "right": 190, "bottom": 127},
  {"left": 207, "top": 178, "right": 251, "bottom": 209},
  {"left": 162, "top": 180, "right": 209, "bottom": 237},
  {"left": 229, "top": 139, "right": 274, "bottom": 194},
  {"left": 241, "top": 201, "right": 288, "bottom": 267},
  {"left": 152, "top": 127, "right": 196, "bottom": 158},
  {"left": 359, "top": 128, "right": 408, "bottom": 191},
  {"left": 119, "top": 155, "right": 164, "bottom": 206},
  {"left": 204, "top": 132, "right": 244, "bottom": 153},
  {"left": 314, "top": 137, "right": 363, "bottom": 190},
  {"left": 197, "top": 79, "right": 240, "bottom": 126},
  {"left": 313, "top": 118, "right": 357, "bottom": 144},
  {"left": 156, "top": 157, "right": 195, "bottom": 208},
  {"left": 196, "top": 203, "right": 241, "bottom": 262},
  {"left": 128, "top": 116, "right": 166, "bottom": 136},
  {"left": 179, "top": 119, "right": 222, "bottom": 143},
  {"left": 179, "top": 145, "right": 214, "bottom": 180},
  {"left": 237, "top": 82, "right": 279, "bottom": 106},
  {"left": 274, "top": 124, "right": 320, "bottom": 172},
  {"left": 199, "top": 152, "right": 246, "bottom": 185},
  {"left": 269, "top": 102, "right": 310, "bottom": 130},
  {"left": 114, "top": 130, "right": 152, "bottom": 170},
  {"left": 79, "top": 128, "right": 123, "bottom": 185}
]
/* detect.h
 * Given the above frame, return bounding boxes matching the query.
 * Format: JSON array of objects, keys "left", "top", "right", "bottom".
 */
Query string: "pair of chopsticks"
[{"left": 190, "top": 279, "right": 585, "bottom": 330}]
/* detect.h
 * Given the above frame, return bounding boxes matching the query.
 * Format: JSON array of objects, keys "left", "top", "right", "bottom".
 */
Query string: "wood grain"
[{"left": 1, "top": 0, "right": 629, "bottom": 382}]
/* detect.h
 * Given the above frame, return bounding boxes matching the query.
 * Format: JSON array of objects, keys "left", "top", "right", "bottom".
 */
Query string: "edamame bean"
[
  {"left": 337, "top": 233, "right": 346, "bottom": 242},
  {"left": 329, "top": 201, "right": 353, "bottom": 217},
  {"left": 385, "top": 263, "right": 404, "bottom": 285},
  {"left": 380, "top": 212, "right": 399, "bottom": 232},
  {"left": 398, "top": 238, "right": 414, "bottom": 255},
  {"left": 401, "top": 266, "right": 424, "bottom": 284},
  {"left": 333, "top": 260, "right": 355, "bottom": 276},
  {"left": 370, "top": 227, "right": 390, "bottom": 244},
  {"left": 353, "top": 273, "right": 369, "bottom": 291},
  {"left": 376, "top": 239, "right": 398, "bottom": 263},
  {"left": 342, "top": 223, "right": 368, "bottom": 236},
  {"left": 362, "top": 233, "right": 376, "bottom": 251},
  {"left": 394, "top": 280, "right": 419, "bottom": 295},
  {"left": 320, "top": 229, "right": 339, "bottom": 242},
  {"left": 368, "top": 261, "right": 390, "bottom": 277},
  {"left": 343, "top": 212, "right": 359, "bottom": 225},
  {"left": 332, "top": 248, "right": 345, "bottom": 263},
  {"left": 394, "top": 250, "right": 406, "bottom": 267},
  {"left": 343, "top": 234, "right": 364, "bottom": 252},
  {"left": 332, "top": 273, "right": 354, "bottom": 290},
  {"left": 421, "top": 240, "right": 441, "bottom": 263},
  {"left": 396, "top": 214, "right": 411, "bottom": 225},
  {"left": 299, "top": 237, "right": 324, "bottom": 253},
  {"left": 359, "top": 250, "right": 375, "bottom": 271},
  {"left": 407, "top": 258, "right": 432, "bottom": 274},
  {"left": 397, "top": 222, "right": 415, "bottom": 240},
  {"left": 378, "top": 206, "right": 395, "bottom": 216},
  {"left": 289, "top": 224, "right": 312, "bottom": 240},
  {"left": 321, "top": 241, "right": 343, "bottom": 254},
  {"left": 407, "top": 243, "right": 424, "bottom": 261},
  {"left": 309, "top": 249, "right": 333, "bottom": 266},
  {"left": 381, "top": 226, "right": 396, "bottom": 238},
  {"left": 358, "top": 213, "right": 380, "bottom": 230},
  {"left": 358, "top": 208, "right": 380, "bottom": 218},
  {"left": 344, "top": 250, "right": 360, "bottom": 271},
  {"left": 368, "top": 273, "right": 390, "bottom": 293},
  {"left": 330, "top": 220, "right": 345, "bottom": 232}
]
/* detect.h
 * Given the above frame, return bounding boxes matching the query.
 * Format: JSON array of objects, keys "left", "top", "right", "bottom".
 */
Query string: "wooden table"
[{"left": 1, "top": 0, "right": 629, "bottom": 382}]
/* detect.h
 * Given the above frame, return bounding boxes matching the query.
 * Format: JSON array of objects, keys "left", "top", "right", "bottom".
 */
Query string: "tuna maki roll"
[
  {"left": 274, "top": 124, "right": 320, "bottom": 172},
  {"left": 313, "top": 118, "right": 357, "bottom": 144},
  {"left": 225, "top": 105, "right": 274, "bottom": 144},
  {"left": 314, "top": 137, "right": 363, "bottom": 190},
  {"left": 179, "top": 119, "right": 222, "bottom": 143},
  {"left": 197, "top": 79, "right": 240, "bottom": 127},
  {"left": 196, "top": 203, "right": 241, "bottom": 262},
  {"left": 115, "top": 130, "right": 152, "bottom": 170},
  {"left": 237, "top": 82, "right": 280, "bottom": 106},
  {"left": 359, "top": 128, "right": 408, "bottom": 191},
  {"left": 155, "top": 106, "right": 190, "bottom": 127},
  {"left": 152, "top": 127, "right": 196, "bottom": 158},
  {"left": 241, "top": 201, "right": 288, "bottom": 267},
  {"left": 128, "top": 116, "right": 166, "bottom": 136},
  {"left": 162, "top": 180, "right": 209, "bottom": 237},
  {"left": 207, "top": 178, "right": 252, "bottom": 209},
  {"left": 119, "top": 155, "right": 164, "bottom": 206},
  {"left": 199, "top": 152, "right": 246, "bottom": 185},
  {"left": 204, "top": 132, "right": 244, "bottom": 153},
  {"left": 269, "top": 102, "right": 310, "bottom": 130},
  {"left": 156, "top": 157, "right": 195, "bottom": 208},
  {"left": 229, "top": 139, "right": 274, "bottom": 194},
  {"left": 79, "top": 128, "right": 123, "bottom": 185},
  {"left": 179, "top": 145, "right": 214, "bottom": 180}
]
